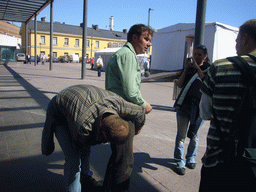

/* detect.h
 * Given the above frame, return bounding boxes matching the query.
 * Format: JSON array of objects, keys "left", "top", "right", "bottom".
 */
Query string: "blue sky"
[{"left": 16, "top": 0, "right": 256, "bottom": 31}]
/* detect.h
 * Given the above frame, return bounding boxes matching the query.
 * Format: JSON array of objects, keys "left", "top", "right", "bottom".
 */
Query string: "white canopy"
[{"left": 151, "top": 22, "right": 239, "bottom": 71}]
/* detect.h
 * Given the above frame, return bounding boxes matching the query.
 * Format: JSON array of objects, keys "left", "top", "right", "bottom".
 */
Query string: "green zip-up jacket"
[{"left": 105, "top": 42, "right": 146, "bottom": 108}]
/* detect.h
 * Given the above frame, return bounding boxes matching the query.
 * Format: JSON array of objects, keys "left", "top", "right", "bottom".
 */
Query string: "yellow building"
[{"left": 20, "top": 19, "right": 127, "bottom": 60}]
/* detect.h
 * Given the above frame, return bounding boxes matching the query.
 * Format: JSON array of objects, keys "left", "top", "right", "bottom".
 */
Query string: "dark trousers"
[
  {"left": 97, "top": 67, "right": 102, "bottom": 77},
  {"left": 199, "top": 162, "right": 256, "bottom": 192},
  {"left": 103, "top": 122, "right": 135, "bottom": 192}
]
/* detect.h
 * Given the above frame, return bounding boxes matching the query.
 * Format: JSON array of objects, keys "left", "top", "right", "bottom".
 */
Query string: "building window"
[
  {"left": 53, "top": 52, "right": 57, "bottom": 57},
  {"left": 75, "top": 39, "right": 79, "bottom": 47},
  {"left": 112, "top": 42, "right": 118, "bottom": 48},
  {"left": 53, "top": 37, "right": 57, "bottom": 45},
  {"left": 86, "top": 40, "right": 90, "bottom": 48},
  {"left": 64, "top": 52, "right": 68, "bottom": 56},
  {"left": 40, "top": 51, "right": 45, "bottom": 57},
  {"left": 41, "top": 36, "right": 45, "bottom": 44},
  {"left": 95, "top": 41, "right": 99, "bottom": 48},
  {"left": 64, "top": 38, "right": 69, "bottom": 46}
]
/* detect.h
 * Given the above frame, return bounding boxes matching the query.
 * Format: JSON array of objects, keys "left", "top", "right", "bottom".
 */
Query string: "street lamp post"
[
  {"left": 148, "top": 8, "right": 154, "bottom": 27},
  {"left": 91, "top": 24, "right": 94, "bottom": 59},
  {"left": 147, "top": 8, "right": 154, "bottom": 54}
]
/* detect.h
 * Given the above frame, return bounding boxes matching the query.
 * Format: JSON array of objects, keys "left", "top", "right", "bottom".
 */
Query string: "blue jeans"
[
  {"left": 174, "top": 108, "right": 204, "bottom": 168},
  {"left": 55, "top": 125, "right": 93, "bottom": 192}
]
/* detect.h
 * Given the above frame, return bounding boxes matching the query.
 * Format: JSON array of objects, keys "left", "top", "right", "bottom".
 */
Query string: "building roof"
[
  {"left": 0, "top": 0, "right": 51, "bottom": 23},
  {"left": 157, "top": 22, "right": 238, "bottom": 34},
  {"left": 27, "top": 20, "right": 127, "bottom": 40},
  {"left": 0, "top": 20, "right": 21, "bottom": 38}
]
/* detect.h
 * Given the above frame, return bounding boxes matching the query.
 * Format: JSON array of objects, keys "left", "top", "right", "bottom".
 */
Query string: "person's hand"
[
  {"left": 190, "top": 57, "right": 200, "bottom": 69},
  {"left": 184, "top": 58, "right": 193, "bottom": 70},
  {"left": 145, "top": 102, "right": 152, "bottom": 114}
]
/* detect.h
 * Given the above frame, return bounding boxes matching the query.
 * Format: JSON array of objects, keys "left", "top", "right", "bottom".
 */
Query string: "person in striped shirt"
[
  {"left": 199, "top": 19, "right": 256, "bottom": 191},
  {"left": 41, "top": 84, "right": 145, "bottom": 192}
]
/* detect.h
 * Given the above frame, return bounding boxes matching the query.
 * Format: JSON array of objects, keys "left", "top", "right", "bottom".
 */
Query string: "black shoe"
[
  {"left": 186, "top": 162, "right": 196, "bottom": 169},
  {"left": 81, "top": 175, "right": 103, "bottom": 192},
  {"left": 175, "top": 167, "right": 185, "bottom": 175}
]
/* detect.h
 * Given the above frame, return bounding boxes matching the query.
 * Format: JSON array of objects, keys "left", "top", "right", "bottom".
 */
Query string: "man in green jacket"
[{"left": 105, "top": 24, "right": 154, "bottom": 114}]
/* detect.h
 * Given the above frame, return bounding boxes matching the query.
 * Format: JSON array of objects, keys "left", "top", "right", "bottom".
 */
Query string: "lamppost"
[
  {"left": 148, "top": 8, "right": 154, "bottom": 27},
  {"left": 147, "top": 8, "right": 154, "bottom": 54},
  {"left": 91, "top": 24, "right": 95, "bottom": 59}
]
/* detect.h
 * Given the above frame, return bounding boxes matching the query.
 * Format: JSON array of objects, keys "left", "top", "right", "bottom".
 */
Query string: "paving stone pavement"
[{"left": 0, "top": 62, "right": 210, "bottom": 192}]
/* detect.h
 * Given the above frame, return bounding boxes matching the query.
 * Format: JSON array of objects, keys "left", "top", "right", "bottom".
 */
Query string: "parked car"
[
  {"left": 59, "top": 55, "right": 69, "bottom": 63},
  {"left": 16, "top": 53, "right": 26, "bottom": 62},
  {"left": 69, "top": 54, "right": 79, "bottom": 63},
  {"left": 79, "top": 57, "right": 90, "bottom": 63},
  {"left": 47, "top": 56, "right": 59, "bottom": 63}
]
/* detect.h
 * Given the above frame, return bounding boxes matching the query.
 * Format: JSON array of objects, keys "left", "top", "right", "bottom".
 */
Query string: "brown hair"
[
  {"left": 239, "top": 19, "right": 256, "bottom": 44},
  {"left": 127, "top": 24, "right": 154, "bottom": 42},
  {"left": 102, "top": 114, "right": 130, "bottom": 145}
]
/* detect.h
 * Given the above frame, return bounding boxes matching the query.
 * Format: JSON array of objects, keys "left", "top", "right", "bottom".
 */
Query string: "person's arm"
[
  {"left": 191, "top": 58, "right": 206, "bottom": 80},
  {"left": 177, "top": 58, "right": 190, "bottom": 88},
  {"left": 118, "top": 99, "right": 146, "bottom": 135},
  {"left": 199, "top": 92, "right": 212, "bottom": 120},
  {"left": 199, "top": 63, "right": 216, "bottom": 120},
  {"left": 118, "top": 53, "right": 147, "bottom": 107}
]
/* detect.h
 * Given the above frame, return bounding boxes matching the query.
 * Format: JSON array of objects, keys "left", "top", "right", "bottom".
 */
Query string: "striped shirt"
[
  {"left": 201, "top": 54, "right": 256, "bottom": 167},
  {"left": 54, "top": 84, "right": 145, "bottom": 145}
]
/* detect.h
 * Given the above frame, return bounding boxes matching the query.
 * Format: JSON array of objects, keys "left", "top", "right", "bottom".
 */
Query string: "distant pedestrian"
[
  {"left": 91, "top": 57, "right": 94, "bottom": 70},
  {"left": 144, "top": 58, "right": 150, "bottom": 77},
  {"left": 41, "top": 54, "right": 47, "bottom": 65},
  {"left": 96, "top": 55, "right": 103, "bottom": 77}
]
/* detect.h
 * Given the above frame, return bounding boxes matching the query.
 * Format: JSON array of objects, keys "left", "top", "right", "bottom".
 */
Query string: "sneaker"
[
  {"left": 186, "top": 162, "right": 196, "bottom": 169},
  {"left": 175, "top": 167, "right": 185, "bottom": 175}
]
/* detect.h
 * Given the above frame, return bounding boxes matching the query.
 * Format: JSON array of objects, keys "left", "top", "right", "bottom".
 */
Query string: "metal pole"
[
  {"left": 81, "top": 0, "right": 88, "bottom": 79},
  {"left": 49, "top": 0, "right": 53, "bottom": 70},
  {"left": 194, "top": 0, "right": 207, "bottom": 47},
  {"left": 34, "top": 15, "right": 37, "bottom": 66},
  {"left": 91, "top": 24, "right": 94, "bottom": 59},
  {"left": 148, "top": 9, "right": 150, "bottom": 27},
  {"left": 148, "top": 8, "right": 154, "bottom": 27},
  {"left": 25, "top": 24, "right": 28, "bottom": 55}
]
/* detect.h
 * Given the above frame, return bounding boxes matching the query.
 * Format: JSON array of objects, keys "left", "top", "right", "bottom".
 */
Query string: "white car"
[{"left": 16, "top": 53, "right": 26, "bottom": 61}]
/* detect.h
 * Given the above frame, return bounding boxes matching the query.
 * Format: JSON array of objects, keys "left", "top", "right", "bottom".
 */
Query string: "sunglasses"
[{"left": 195, "top": 45, "right": 207, "bottom": 50}]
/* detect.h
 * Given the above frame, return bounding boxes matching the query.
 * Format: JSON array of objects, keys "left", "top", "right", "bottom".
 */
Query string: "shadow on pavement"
[{"left": 1, "top": 64, "right": 172, "bottom": 192}]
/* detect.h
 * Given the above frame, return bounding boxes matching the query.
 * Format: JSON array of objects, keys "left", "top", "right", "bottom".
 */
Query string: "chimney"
[
  {"left": 109, "top": 16, "right": 114, "bottom": 31},
  {"left": 41, "top": 17, "right": 46, "bottom": 22},
  {"left": 123, "top": 29, "right": 127, "bottom": 34},
  {"left": 93, "top": 25, "right": 98, "bottom": 30}
]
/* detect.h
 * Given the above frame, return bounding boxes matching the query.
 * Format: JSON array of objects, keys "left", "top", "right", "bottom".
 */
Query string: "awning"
[{"left": 0, "top": 0, "right": 51, "bottom": 23}]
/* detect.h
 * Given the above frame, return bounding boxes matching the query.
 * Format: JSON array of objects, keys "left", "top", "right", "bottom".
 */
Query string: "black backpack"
[{"left": 218, "top": 54, "right": 256, "bottom": 170}]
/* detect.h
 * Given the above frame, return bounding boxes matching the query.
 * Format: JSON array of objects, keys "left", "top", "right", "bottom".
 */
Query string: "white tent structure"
[
  {"left": 151, "top": 22, "right": 239, "bottom": 72},
  {"left": 94, "top": 47, "right": 121, "bottom": 71},
  {"left": 94, "top": 47, "right": 148, "bottom": 72}
]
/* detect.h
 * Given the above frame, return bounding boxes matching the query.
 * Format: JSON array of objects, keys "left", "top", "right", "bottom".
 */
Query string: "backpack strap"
[
  {"left": 227, "top": 55, "right": 256, "bottom": 86},
  {"left": 247, "top": 54, "right": 256, "bottom": 63},
  {"left": 214, "top": 56, "right": 256, "bottom": 160}
]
